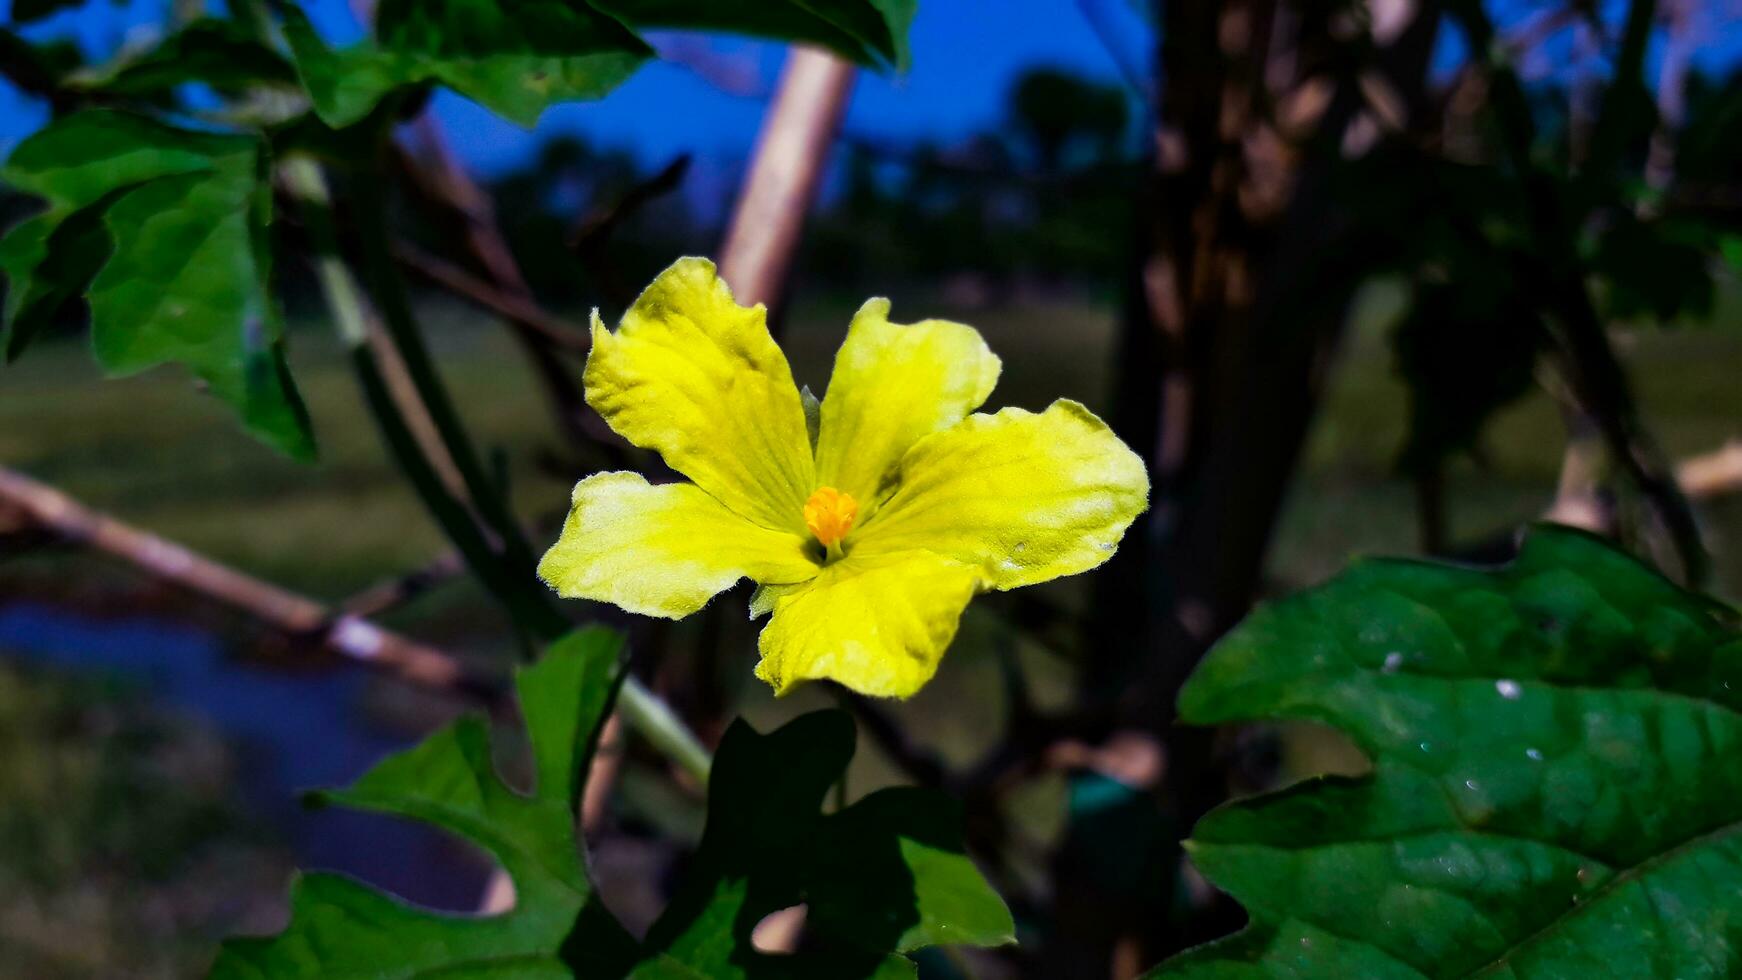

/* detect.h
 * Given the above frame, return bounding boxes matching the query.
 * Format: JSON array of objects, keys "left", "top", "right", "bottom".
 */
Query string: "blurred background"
[{"left": 0, "top": 0, "right": 1740, "bottom": 975}]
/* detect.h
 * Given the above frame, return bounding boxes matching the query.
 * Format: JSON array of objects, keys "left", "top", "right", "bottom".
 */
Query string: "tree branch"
[
  {"left": 568, "top": 153, "right": 693, "bottom": 308},
  {"left": 392, "top": 241, "right": 592, "bottom": 353},
  {"left": 1678, "top": 441, "right": 1742, "bottom": 499},
  {"left": 840, "top": 692, "right": 950, "bottom": 787},
  {"left": 0, "top": 465, "right": 500, "bottom": 700},
  {"left": 718, "top": 46, "right": 856, "bottom": 314},
  {"left": 1447, "top": 0, "right": 1707, "bottom": 584},
  {"left": 338, "top": 550, "right": 467, "bottom": 620},
  {"left": 395, "top": 120, "right": 609, "bottom": 456}
]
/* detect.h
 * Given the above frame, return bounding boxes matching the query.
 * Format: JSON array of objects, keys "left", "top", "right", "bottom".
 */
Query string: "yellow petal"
[
  {"left": 814, "top": 299, "right": 1000, "bottom": 512},
  {"left": 539, "top": 472, "right": 818, "bottom": 619},
  {"left": 851, "top": 400, "right": 1149, "bottom": 590},
  {"left": 753, "top": 551, "right": 982, "bottom": 698},
  {"left": 584, "top": 257, "right": 815, "bottom": 533}
]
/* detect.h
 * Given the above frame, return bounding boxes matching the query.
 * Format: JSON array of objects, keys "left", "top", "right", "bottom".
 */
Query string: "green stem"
[
  {"left": 282, "top": 156, "right": 545, "bottom": 625},
  {"left": 347, "top": 167, "right": 545, "bottom": 594},
  {"left": 1446, "top": 0, "right": 1707, "bottom": 586},
  {"left": 283, "top": 155, "right": 713, "bottom": 781},
  {"left": 618, "top": 679, "right": 713, "bottom": 787}
]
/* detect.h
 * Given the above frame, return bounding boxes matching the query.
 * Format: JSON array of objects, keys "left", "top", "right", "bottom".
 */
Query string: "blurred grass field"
[
  {"left": 1, "top": 281, "right": 1739, "bottom": 973},
  {"left": 4, "top": 281, "right": 1740, "bottom": 602},
  {"left": 7, "top": 280, "right": 1742, "bottom": 777}
]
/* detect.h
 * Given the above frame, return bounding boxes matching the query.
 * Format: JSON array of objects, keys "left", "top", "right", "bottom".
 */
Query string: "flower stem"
[
  {"left": 281, "top": 152, "right": 714, "bottom": 783},
  {"left": 618, "top": 678, "right": 713, "bottom": 787},
  {"left": 281, "top": 155, "right": 521, "bottom": 615}
]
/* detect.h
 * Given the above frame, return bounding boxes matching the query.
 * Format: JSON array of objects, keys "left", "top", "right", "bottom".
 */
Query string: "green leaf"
[
  {"left": 1147, "top": 526, "right": 1742, "bottom": 977},
  {"left": 210, "top": 627, "right": 639, "bottom": 979},
  {"left": 593, "top": 0, "right": 919, "bottom": 70},
  {"left": 1588, "top": 213, "right": 1719, "bottom": 325},
  {"left": 10, "top": 0, "right": 90, "bottom": 23},
  {"left": 210, "top": 678, "right": 1006, "bottom": 975},
  {"left": 0, "top": 202, "right": 114, "bottom": 361},
  {"left": 640, "top": 710, "right": 1014, "bottom": 978},
  {"left": 281, "top": 3, "right": 651, "bottom": 129},
  {"left": 0, "top": 27, "right": 82, "bottom": 93},
  {"left": 1722, "top": 234, "right": 1742, "bottom": 274},
  {"left": 279, "top": 0, "right": 919, "bottom": 130},
  {"left": 1391, "top": 274, "right": 1547, "bottom": 474},
  {"left": 0, "top": 110, "right": 314, "bottom": 460},
  {"left": 68, "top": 18, "right": 299, "bottom": 97}
]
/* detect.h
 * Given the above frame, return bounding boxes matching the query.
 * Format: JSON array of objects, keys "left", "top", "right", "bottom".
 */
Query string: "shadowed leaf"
[
  {"left": 69, "top": 18, "right": 298, "bottom": 96},
  {"left": 593, "top": 0, "right": 918, "bottom": 69},
  {"left": 209, "top": 627, "right": 637, "bottom": 979},
  {"left": 281, "top": 2, "right": 650, "bottom": 128},
  {"left": 280, "top": 0, "right": 919, "bottom": 129},
  {"left": 0, "top": 110, "right": 314, "bottom": 459},
  {"left": 1147, "top": 526, "right": 1742, "bottom": 977},
  {"left": 640, "top": 710, "right": 1014, "bottom": 978},
  {"left": 10, "top": 0, "right": 91, "bottom": 23}
]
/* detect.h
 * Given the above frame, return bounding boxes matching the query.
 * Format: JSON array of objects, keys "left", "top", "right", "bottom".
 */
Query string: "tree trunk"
[{"left": 1048, "top": 1, "right": 1442, "bottom": 973}]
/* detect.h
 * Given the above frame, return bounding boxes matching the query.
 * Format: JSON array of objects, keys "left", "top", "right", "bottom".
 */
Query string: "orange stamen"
[{"left": 803, "top": 486, "right": 858, "bottom": 554}]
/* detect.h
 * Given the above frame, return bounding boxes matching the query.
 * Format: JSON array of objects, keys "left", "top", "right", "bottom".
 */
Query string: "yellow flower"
[{"left": 538, "top": 258, "right": 1150, "bottom": 698}]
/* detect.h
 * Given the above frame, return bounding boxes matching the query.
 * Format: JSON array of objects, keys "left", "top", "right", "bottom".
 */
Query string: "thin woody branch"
[
  {"left": 0, "top": 465, "right": 499, "bottom": 700},
  {"left": 1677, "top": 441, "right": 1742, "bottom": 500},
  {"left": 395, "top": 121, "right": 608, "bottom": 455},
  {"left": 719, "top": 46, "right": 856, "bottom": 312},
  {"left": 569, "top": 153, "right": 694, "bottom": 308},
  {"left": 393, "top": 241, "right": 592, "bottom": 353},
  {"left": 338, "top": 550, "right": 467, "bottom": 621}
]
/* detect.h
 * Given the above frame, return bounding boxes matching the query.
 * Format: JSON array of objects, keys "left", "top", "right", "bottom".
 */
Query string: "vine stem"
[
  {"left": 618, "top": 680, "right": 712, "bottom": 786},
  {"left": 280, "top": 153, "right": 711, "bottom": 787}
]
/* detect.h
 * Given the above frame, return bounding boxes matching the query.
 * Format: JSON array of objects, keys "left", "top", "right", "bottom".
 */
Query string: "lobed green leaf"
[
  {"left": 279, "top": 0, "right": 917, "bottom": 130},
  {"left": 593, "top": 0, "right": 918, "bottom": 69},
  {"left": 210, "top": 652, "right": 1009, "bottom": 977},
  {"left": 0, "top": 110, "right": 314, "bottom": 459},
  {"left": 210, "top": 627, "right": 638, "bottom": 979},
  {"left": 10, "top": 0, "right": 89, "bottom": 23},
  {"left": 281, "top": 2, "right": 650, "bottom": 129},
  {"left": 1147, "top": 526, "right": 1742, "bottom": 977},
  {"left": 641, "top": 710, "right": 1015, "bottom": 978},
  {"left": 68, "top": 18, "right": 299, "bottom": 97}
]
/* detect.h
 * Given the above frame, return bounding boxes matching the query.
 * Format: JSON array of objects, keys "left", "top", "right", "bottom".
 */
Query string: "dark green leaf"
[
  {"left": 1722, "top": 235, "right": 1742, "bottom": 274},
  {"left": 1391, "top": 274, "right": 1547, "bottom": 473},
  {"left": 641, "top": 710, "right": 1014, "bottom": 978},
  {"left": 279, "top": 0, "right": 919, "bottom": 130},
  {"left": 0, "top": 197, "right": 115, "bottom": 360},
  {"left": 1147, "top": 526, "right": 1742, "bottom": 977},
  {"left": 0, "top": 27, "right": 81, "bottom": 95},
  {"left": 209, "top": 683, "right": 1006, "bottom": 974},
  {"left": 593, "top": 0, "right": 918, "bottom": 69},
  {"left": 69, "top": 18, "right": 299, "bottom": 96},
  {"left": 210, "top": 627, "right": 639, "bottom": 979},
  {"left": 1588, "top": 213, "right": 1718, "bottom": 324},
  {"left": 808, "top": 787, "right": 1020, "bottom": 954},
  {"left": 10, "top": 0, "right": 88, "bottom": 23},
  {"left": 281, "top": 3, "right": 650, "bottom": 128},
  {"left": 0, "top": 110, "right": 314, "bottom": 459}
]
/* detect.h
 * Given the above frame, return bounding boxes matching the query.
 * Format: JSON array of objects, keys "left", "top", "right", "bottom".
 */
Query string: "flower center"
[{"left": 803, "top": 486, "right": 858, "bottom": 557}]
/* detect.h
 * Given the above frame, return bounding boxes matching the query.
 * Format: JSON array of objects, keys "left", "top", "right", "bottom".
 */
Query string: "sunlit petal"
[
  {"left": 584, "top": 257, "right": 815, "bottom": 532},
  {"left": 814, "top": 299, "right": 1000, "bottom": 514},
  {"left": 851, "top": 400, "right": 1148, "bottom": 589},
  {"left": 753, "top": 551, "right": 983, "bottom": 698},
  {"left": 539, "top": 471, "right": 818, "bottom": 619}
]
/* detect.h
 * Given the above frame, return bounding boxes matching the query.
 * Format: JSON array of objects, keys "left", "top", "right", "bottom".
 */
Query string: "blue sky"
[
  {"left": 435, "top": 0, "right": 1152, "bottom": 176},
  {"left": 0, "top": 0, "right": 1152, "bottom": 175},
  {"left": 1, "top": 0, "right": 1738, "bottom": 183}
]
